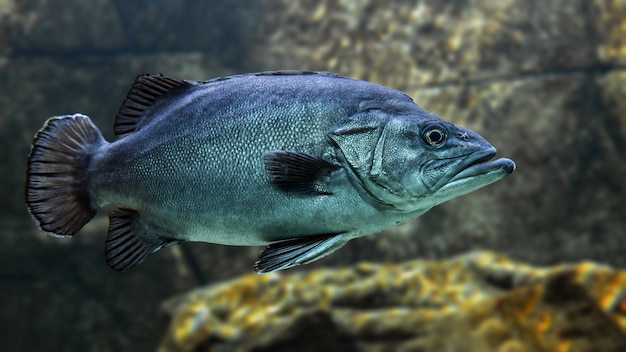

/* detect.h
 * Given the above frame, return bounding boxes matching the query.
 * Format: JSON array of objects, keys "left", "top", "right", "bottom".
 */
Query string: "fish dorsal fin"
[
  {"left": 254, "top": 233, "right": 350, "bottom": 273},
  {"left": 105, "top": 208, "right": 181, "bottom": 271},
  {"left": 114, "top": 74, "right": 195, "bottom": 138}
]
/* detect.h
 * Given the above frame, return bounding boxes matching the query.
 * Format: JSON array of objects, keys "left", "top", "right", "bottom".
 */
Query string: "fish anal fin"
[
  {"left": 263, "top": 150, "right": 339, "bottom": 195},
  {"left": 254, "top": 233, "right": 350, "bottom": 274},
  {"left": 105, "top": 208, "right": 180, "bottom": 271},
  {"left": 114, "top": 74, "right": 196, "bottom": 138}
]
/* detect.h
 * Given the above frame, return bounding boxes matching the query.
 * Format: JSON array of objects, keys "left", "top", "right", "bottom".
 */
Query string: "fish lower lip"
[
  {"left": 450, "top": 151, "right": 515, "bottom": 182},
  {"left": 449, "top": 148, "right": 496, "bottom": 182}
]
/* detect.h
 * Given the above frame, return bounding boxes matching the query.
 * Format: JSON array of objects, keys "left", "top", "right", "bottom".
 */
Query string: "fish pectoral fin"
[
  {"left": 254, "top": 233, "right": 350, "bottom": 274},
  {"left": 105, "top": 208, "right": 181, "bottom": 271},
  {"left": 262, "top": 150, "right": 340, "bottom": 195}
]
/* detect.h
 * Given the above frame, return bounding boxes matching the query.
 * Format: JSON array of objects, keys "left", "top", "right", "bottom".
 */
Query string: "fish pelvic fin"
[
  {"left": 105, "top": 208, "right": 181, "bottom": 271},
  {"left": 25, "top": 114, "right": 104, "bottom": 237},
  {"left": 254, "top": 233, "right": 350, "bottom": 274},
  {"left": 114, "top": 74, "right": 196, "bottom": 138}
]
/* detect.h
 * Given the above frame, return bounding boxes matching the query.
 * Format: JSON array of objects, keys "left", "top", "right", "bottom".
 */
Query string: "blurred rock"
[
  {"left": 0, "top": 239, "right": 199, "bottom": 352},
  {"left": 107, "top": 0, "right": 259, "bottom": 63},
  {"left": 1, "top": 0, "right": 126, "bottom": 53},
  {"left": 253, "top": 0, "right": 597, "bottom": 87},
  {"left": 595, "top": 0, "right": 626, "bottom": 66},
  {"left": 0, "top": 0, "right": 258, "bottom": 60},
  {"left": 158, "top": 251, "right": 626, "bottom": 352}
]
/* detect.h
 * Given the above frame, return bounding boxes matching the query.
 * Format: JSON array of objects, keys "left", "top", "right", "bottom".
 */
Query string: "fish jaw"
[
  {"left": 448, "top": 154, "right": 515, "bottom": 183},
  {"left": 425, "top": 147, "right": 496, "bottom": 191},
  {"left": 428, "top": 150, "right": 515, "bottom": 205}
]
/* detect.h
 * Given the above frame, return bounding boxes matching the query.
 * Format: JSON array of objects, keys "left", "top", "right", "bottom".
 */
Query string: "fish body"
[{"left": 25, "top": 71, "right": 515, "bottom": 273}]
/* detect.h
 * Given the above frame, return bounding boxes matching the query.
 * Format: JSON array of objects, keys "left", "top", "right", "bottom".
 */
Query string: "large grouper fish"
[{"left": 25, "top": 71, "right": 515, "bottom": 273}]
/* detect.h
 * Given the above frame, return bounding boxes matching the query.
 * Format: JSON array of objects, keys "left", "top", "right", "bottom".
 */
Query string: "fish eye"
[{"left": 422, "top": 125, "right": 447, "bottom": 147}]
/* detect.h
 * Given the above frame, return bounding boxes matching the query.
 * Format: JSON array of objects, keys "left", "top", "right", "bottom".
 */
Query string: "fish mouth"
[
  {"left": 448, "top": 148, "right": 515, "bottom": 183},
  {"left": 428, "top": 147, "right": 515, "bottom": 191}
]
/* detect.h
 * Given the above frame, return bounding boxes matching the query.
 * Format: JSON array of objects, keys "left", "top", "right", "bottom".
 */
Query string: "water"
[{"left": 2, "top": 0, "right": 625, "bottom": 351}]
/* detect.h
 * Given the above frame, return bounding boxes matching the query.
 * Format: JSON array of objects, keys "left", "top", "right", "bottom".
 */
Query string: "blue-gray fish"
[{"left": 25, "top": 71, "right": 515, "bottom": 273}]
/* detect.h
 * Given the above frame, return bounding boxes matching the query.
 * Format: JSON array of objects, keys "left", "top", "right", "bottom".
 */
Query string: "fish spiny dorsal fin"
[{"left": 114, "top": 74, "right": 196, "bottom": 138}]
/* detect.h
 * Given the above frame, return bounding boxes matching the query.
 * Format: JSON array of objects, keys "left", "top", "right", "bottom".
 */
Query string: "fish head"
[{"left": 329, "top": 105, "right": 515, "bottom": 212}]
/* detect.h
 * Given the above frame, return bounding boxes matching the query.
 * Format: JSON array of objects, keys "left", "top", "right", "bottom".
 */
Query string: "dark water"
[{"left": 2, "top": 0, "right": 625, "bottom": 351}]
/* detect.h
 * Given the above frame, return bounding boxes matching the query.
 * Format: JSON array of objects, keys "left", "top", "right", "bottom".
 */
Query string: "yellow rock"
[{"left": 158, "top": 251, "right": 626, "bottom": 351}]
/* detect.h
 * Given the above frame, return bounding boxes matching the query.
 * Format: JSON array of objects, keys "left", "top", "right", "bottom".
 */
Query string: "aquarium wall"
[{"left": 1, "top": 0, "right": 625, "bottom": 351}]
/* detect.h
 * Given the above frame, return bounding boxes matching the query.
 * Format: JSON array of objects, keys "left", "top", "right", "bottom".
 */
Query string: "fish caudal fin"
[{"left": 25, "top": 114, "right": 104, "bottom": 237}]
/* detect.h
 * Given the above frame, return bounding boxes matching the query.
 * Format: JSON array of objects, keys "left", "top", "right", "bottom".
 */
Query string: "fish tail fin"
[{"left": 25, "top": 113, "right": 105, "bottom": 237}]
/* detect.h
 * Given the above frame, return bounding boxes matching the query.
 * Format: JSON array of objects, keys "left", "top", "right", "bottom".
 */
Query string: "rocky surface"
[
  {"left": 255, "top": 0, "right": 598, "bottom": 87},
  {"left": 0, "top": 0, "right": 625, "bottom": 351},
  {"left": 158, "top": 251, "right": 626, "bottom": 352}
]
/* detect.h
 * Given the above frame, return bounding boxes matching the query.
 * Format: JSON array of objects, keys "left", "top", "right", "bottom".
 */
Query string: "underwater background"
[{"left": 2, "top": 0, "right": 626, "bottom": 351}]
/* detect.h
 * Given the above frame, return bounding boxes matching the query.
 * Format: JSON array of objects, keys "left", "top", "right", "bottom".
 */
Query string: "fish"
[{"left": 25, "top": 71, "right": 515, "bottom": 274}]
